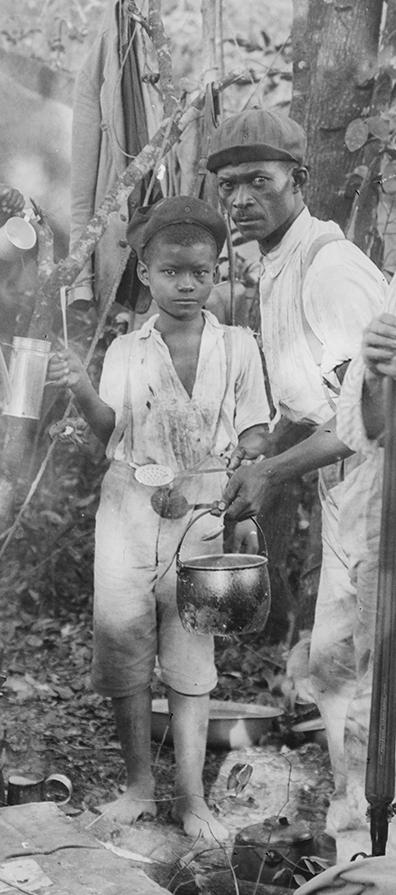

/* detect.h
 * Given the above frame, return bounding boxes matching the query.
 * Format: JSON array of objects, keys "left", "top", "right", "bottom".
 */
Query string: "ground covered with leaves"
[
  {"left": 1, "top": 593, "right": 322, "bottom": 814},
  {"left": 0, "top": 426, "right": 334, "bottom": 893}
]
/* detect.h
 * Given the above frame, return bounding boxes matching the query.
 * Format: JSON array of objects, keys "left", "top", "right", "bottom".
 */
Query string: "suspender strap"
[
  {"left": 300, "top": 234, "right": 348, "bottom": 410},
  {"left": 105, "top": 342, "right": 134, "bottom": 461},
  {"left": 212, "top": 325, "right": 237, "bottom": 448},
  {"left": 301, "top": 233, "right": 346, "bottom": 282}
]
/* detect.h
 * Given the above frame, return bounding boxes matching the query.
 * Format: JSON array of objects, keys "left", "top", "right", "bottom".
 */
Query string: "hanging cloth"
[{"left": 116, "top": 2, "right": 162, "bottom": 310}]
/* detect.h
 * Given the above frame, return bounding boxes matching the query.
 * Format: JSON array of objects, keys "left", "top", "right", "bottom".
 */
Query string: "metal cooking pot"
[
  {"left": 232, "top": 817, "right": 336, "bottom": 889},
  {"left": 176, "top": 510, "right": 271, "bottom": 637}
]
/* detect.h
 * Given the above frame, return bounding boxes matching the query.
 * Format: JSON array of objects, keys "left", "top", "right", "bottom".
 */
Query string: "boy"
[{"left": 49, "top": 196, "right": 269, "bottom": 840}]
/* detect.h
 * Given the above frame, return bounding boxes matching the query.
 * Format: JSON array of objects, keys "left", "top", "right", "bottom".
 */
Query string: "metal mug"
[
  {"left": 0, "top": 216, "right": 36, "bottom": 263},
  {"left": 7, "top": 772, "right": 72, "bottom": 806}
]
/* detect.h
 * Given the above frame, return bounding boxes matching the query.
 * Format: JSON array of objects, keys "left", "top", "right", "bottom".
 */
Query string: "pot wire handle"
[
  {"left": 175, "top": 510, "right": 268, "bottom": 567},
  {"left": 248, "top": 515, "right": 268, "bottom": 559},
  {"left": 176, "top": 507, "right": 216, "bottom": 568}
]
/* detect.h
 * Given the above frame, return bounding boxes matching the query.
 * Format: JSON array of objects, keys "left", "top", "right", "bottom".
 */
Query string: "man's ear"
[
  {"left": 137, "top": 259, "right": 149, "bottom": 286},
  {"left": 291, "top": 166, "right": 309, "bottom": 191}
]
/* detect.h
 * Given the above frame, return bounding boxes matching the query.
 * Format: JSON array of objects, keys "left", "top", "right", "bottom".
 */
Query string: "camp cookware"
[
  {"left": 150, "top": 483, "right": 229, "bottom": 520},
  {"left": 132, "top": 460, "right": 227, "bottom": 488},
  {"left": 291, "top": 717, "right": 327, "bottom": 748},
  {"left": 0, "top": 215, "right": 36, "bottom": 262},
  {"left": 7, "top": 772, "right": 72, "bottom": 806},
  {"left": 151, "top": 699, "right": 283, "bottom": 749},
  {"left": 232, "top": 816, "right": 336, "bottom": 889},
  {"left": 150, "top": 486, "right": 215, "bottom": 518},
  {"left": 3, "top": 337, "right": 51, "bottom": 419},
  {"left": 176, "top": 509, "right": 271, "bottom": 636},
  {"left": 60, "top": 286, "right": 69, "bottom": 349},
  {"left": 149, "top": 460, "right": 228, "bottom": 518}
]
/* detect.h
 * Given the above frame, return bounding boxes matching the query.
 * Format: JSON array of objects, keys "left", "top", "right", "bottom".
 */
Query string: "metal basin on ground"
[{"left": 151, "top": 698, "right": 283, "bottom": 749}]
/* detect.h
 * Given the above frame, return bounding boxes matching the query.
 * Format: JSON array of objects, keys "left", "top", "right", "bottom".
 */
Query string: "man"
[{"left": 206, "top": 107, "right": 388, "bottom": 857}]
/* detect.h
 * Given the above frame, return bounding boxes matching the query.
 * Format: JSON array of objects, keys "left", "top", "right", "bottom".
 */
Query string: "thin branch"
[
  {"left": 40, "top": 68, "right": 250, "bottom": 306},
  {"left": 148, "top": 0, "right": 178, "bottom": 116}
]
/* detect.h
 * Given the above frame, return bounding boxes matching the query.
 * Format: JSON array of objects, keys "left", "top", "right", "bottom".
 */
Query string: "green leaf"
[
  {"left": 367, "top": 115, "right": 390, "bottom": 141},
  {"left": 294, "top": 873, "right": 308, "bottom": 886},
  {"left": 345, "top": 118, "right": 369, "bottom": 152},
  {"left": 382, "top": 160, "right": 396, "bottom": 195}
]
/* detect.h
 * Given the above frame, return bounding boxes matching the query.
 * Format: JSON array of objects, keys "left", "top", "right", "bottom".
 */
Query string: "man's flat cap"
[
  {"left": 127, "top": 195, "right": 226, "bottom": 257},
  {"left": 206, "top": 108, "right": 307, "bottom": 171}
]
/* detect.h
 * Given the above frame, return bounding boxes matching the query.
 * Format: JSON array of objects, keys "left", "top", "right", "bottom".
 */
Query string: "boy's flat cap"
[
  {"left": 127, "top": 195, "right": 227, "bottom": 257},
  {"left": 206, "top": 108, "right": 307, "bottom": 171}
]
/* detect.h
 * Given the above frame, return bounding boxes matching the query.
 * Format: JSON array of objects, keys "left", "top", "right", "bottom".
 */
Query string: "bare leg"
[
  {"left": 99, "top": 688, "right": 157, "bottom": 823},
  {"left": 168, "top": 688, "right": 228, "bottom": 841}
]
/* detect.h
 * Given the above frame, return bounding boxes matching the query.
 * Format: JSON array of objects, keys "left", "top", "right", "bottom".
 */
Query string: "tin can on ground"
[
  {"left": 3, "top": 337, "right": 51, "bottom": 419},
  {"left": 7, "top": 771, "right": 72, "bottom": 806}
]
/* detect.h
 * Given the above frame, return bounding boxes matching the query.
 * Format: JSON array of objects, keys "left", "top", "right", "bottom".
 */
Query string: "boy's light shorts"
[{"left": 92, "top": 462, "right": 220, "bottom": 697}]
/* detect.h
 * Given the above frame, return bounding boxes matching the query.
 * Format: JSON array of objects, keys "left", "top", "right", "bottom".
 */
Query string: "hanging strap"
[
  {"left": 217, "top": 325, "right": 239, "bottom": 448},
  {"left": 105, "top": 341, "right": 134, "bottom": 461}
]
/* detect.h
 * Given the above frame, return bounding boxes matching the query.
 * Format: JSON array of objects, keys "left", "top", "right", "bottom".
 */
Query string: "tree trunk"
[
  {"left": 291, "top": 0, "right": 384, "bottom": 229},
  {"left": 288, "top": 0, "right": 386, "bottom": 643}
]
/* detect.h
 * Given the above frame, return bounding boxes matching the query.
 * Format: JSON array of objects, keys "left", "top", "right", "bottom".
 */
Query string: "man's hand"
[
  {"left": 363, "top": 312, "right": 396, "bottom": 378},
  {"left": 217, "top": 460, "right": 280, "bottom": 521}
]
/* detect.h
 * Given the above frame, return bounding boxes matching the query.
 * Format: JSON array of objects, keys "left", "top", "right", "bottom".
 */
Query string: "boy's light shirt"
[{"left": 99, "top": 309, "right": 270, "bottom": 469}]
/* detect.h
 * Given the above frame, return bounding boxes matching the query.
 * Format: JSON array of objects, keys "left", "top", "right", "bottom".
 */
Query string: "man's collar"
[{"left": 260, "top": 206, "right": 311, "bottom": 277}]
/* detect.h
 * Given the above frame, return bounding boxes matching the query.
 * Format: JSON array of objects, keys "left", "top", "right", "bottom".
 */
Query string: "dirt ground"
[{"left": 0, "top": 603, "right": 335, "bottom": 893}]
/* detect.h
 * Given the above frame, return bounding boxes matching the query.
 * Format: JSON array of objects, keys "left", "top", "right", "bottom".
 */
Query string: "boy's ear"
[{"left": 137, "top": 259, "right": 149, "bottom": 286}]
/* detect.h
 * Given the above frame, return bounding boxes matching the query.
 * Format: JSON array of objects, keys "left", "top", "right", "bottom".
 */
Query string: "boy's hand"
[
  {"left": 227, "top": 445, "right": 247, "bottom": 472},
  {"left": 47, "top": 348, "right": 87, "bottom": 390},
  {"left": 227, "top": 446, "right": 264, "bottom": 473},
  {"left": 363, "top": 312, "right": 396, "bottom": 378}
]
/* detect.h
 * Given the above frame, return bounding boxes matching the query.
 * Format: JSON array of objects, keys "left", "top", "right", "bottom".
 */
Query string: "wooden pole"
[
  {"left": 201, "top": 0, "right": 218, "bottom": 84},
  {"left": 365, "top": 375, "right": 396, "bottom": 855}
]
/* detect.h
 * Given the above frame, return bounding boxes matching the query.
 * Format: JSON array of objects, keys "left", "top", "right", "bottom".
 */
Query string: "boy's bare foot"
[
  {"left": 173, "top": 794, "right": 229, "bottom": 842},
  {"left": 99, "top": 783, "right": 157, "bottom": 824}
]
